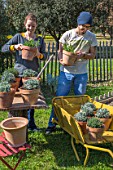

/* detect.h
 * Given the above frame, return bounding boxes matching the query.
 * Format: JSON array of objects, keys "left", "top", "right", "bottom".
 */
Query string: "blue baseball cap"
[{"left": 77, "top": 11, "right": 93, "bottom": 26}]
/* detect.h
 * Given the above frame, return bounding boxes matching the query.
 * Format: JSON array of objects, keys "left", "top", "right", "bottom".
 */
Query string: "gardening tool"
[{"left": 37, "top": 54, "right": 54, "bottom": 79}]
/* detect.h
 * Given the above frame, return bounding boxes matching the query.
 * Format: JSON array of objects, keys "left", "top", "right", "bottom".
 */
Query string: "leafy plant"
[
  {"left": 63, "top": 43, "right": 75, "bottom": 53},
  {"left": 0, "top": 81, "right": 11, "bottom": 92},
  {"left": 23, "top": 69, "right": 38, "bottom": 78},
  {"left": 87, "top": 117, "right": 103, "bottom": 128},
  {"left": 74, "top": 111, "right": 87, "bottom": 122},
  {"left": 23, "top": 79, "right": 40, "bottom": 90},
  {"left": 23, "top": 39, "right": 40, "bottom": 47},
  {"left": 82, "top": 102, "right": 96, "bottom": 111},
  {"left": 95, "top": 108, "right": 110, "bottom": 118},
  {"left": 1, "top": 72, "right": 15, "bottom": 83}
]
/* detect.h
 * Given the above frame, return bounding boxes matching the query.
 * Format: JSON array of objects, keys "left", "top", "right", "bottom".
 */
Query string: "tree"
[{"left": 3, "top": 0, "right": 113, "bottom": 44}]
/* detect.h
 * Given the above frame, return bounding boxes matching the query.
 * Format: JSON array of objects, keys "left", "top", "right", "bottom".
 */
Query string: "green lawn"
[{"left": 0, "top": 83, "right": 113, "bottom": 170}]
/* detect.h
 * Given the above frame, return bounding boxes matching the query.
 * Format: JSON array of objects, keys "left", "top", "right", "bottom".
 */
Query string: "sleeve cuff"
[
  {"left": 10, "top": 45, "right": 15, "bottom": 51},
  {"left": 37, "top": 54, "right": 44, "bottom": 59}
]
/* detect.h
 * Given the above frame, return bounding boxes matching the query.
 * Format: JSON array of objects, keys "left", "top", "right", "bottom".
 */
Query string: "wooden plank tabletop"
[{"left": 0, "top": 92, "right": 49, "bottom": 111}]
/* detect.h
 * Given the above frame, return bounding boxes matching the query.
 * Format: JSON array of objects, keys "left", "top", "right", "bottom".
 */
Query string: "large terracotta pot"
[
  {"left": 62, "top": 50, "right": 77, "bottom": 66},
  {"left": 0, "top": 117, "right": 28, "bottom": 147},
  {"left": 0, "top": 88, "right": 15, "bottom": 109},
  {"left": 19, "top": 87, "right": 40, "bottom": 105},
  {"left": 22, "top": 45, "right": 37, "bottom": 61},
  {"left": 86, "top": 125, "right": 105, "bottom": 141}
]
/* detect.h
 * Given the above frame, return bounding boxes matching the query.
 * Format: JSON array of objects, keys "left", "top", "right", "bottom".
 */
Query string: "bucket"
[{"left": 0, "top": 117, "right": 28, "bottom": 147}]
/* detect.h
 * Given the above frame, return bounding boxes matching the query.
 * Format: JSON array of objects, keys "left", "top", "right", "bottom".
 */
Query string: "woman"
[{"left": 2, "top": 13, "right": 47, "bottom": 131}]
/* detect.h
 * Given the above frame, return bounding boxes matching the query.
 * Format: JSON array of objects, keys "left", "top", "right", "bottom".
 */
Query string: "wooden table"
[{"left": 0, "top": 92, "right": 49, "bottom": 141}]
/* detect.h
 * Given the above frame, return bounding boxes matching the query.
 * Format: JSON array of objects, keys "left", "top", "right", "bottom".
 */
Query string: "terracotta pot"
[
  {"left": 62, "top": 50, "right": 77, "bottom": 66},
  {"left": 78, "top": 121, "right": 87, "bottom": 135},
  {"left": 0, "top": 88, "right": 15, "bottom": 109},
  {"left": 22, "top": 77, "right": 37, "bottom": 84},
  {"left": 0, "top": 117, "right": 28, "bottom": 147},
  {"left": 19, "top": 87, "right": 40, "bottom": 105},
  {"left": 99, "top": 117, "right": 112, "bottom": 131},
  {"left": 22, "top": 45, "right": 37, "bottom": 61},
  {"left": 86, "top": 125, "right": 105, "bottom": 141}
]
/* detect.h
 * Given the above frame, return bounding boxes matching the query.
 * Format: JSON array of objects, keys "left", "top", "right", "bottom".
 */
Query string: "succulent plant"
[
  {"left": 7, "top": 68, "right": 19, "bottom": 78},
  {"left": 1, "top": 71, "right": 15, "bottom": 83},
  {"left": 80, "top": 105, "right": 94, "bottom": 117},
  {"left": 81, "top": 102, "right": 96, "bottom": 111},
  {"left": 0, "top": 81, "right": 11, "bottom": 92},
  {"left": 87, "top": 117, "right": 103, "bottom": 128},
  {"left": 95, "top": 108, "right": 110, "bottom": 118},
  {"left": 23, "top": 79, "right": 40, "bottom": 90},
  {"left": 22, "top": 69, "right": 38, "bottom": 78},
  {"left": 74, "top": 111, "right": 87, "bottom": 122}
]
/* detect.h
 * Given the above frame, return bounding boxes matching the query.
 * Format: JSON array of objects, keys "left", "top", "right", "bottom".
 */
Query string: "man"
[{"left": 46, "top": 11, "right": 98, "bottom": 134}]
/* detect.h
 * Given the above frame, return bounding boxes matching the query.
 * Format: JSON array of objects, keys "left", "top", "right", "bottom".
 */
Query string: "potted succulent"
[
  {"left": 82, "top": 102, "right": 97, "bottom": 112},
  {"left": 19, "top": 79, "right": 40, "bottom": 105},
  {"left": 22, "top": 69, "right": 38, "bottom": 83},
  {"left": 62, "top": 42, "right": 77, "bottom": 66},
  {"left": 80, "top": 105, "right": 95, "bottom": 118},
  {"left": 0, "top": 81, "right": 15, "bottom": 108},
  {"left": 22, "top": 39, "right": 40, "bottom": 61},
  {"left": 95, "top": 108, "right": 112, "bottom": 130},
  {"left": 74, "top": 111, "right": 88, "bottom": 134},
  {"left": 1, "top": 71, "right": 19, "bottom": 90},
  {"left": 86, "top": 117, "right": 105, "bottom": 141},
  {"left": 5, "top": 68, "right": 21, "bottom": 90}
]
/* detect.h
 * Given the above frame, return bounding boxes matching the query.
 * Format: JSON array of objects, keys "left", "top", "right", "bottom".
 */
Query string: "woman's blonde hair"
[{"left": 24, "top": 13, "right": 37, "bottom": 25}]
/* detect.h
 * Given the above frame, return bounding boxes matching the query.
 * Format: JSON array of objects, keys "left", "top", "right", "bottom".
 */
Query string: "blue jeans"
[
  {"left": 48, "top": 71, "right": 88, "bottom": 127},
  {"left": 27, "top": 109, "right": 37, "bottom": 129}
]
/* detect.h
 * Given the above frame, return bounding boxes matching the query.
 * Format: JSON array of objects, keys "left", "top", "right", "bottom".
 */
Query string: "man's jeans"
[{"left": 48, "top": 71, "right": 88, "bottom": 127}]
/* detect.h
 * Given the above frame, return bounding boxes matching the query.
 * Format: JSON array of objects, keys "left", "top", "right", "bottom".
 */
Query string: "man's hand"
[{"left": 14, "top": 44, "right": 23, "bottom": 50}]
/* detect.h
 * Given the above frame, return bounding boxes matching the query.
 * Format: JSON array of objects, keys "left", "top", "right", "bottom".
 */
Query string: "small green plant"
[
  {"left": 82, "top": 102, "right": 96, "bottom": 111},
  {"left": 87, "top": 117, "right": 103, "bottom": 128},
  {"left": 23, "top": 69, "right": 38, "bottom": 78},
  {"left": 4, "top": 68, "right": 19, "bottom": 78},
  {"left": 80, "top": 106, "right": 94, "bottom": 117},
  {"left": 0, "top": 81, "right": 11, "bottom": 92},
  {"left": 1, "top": 72, "right": 15, "bottom": 83},
  {"left": 95, "top": 108, "right": 110, "bottom": 118},
  {"left": 23, "top": 79, "right": 40, "bottom": 90},
  {"left": 23, "top": 39, "right": 40, "bottom": 47},
  {"left": 63, "top": 43, "right": 75, "bottom": 53},
  {"left": 74, "top": 111, "right": 87, "bottom": 122}
]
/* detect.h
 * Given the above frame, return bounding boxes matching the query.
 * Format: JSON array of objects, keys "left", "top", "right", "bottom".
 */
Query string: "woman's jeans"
[
  {"left": 28, "top": 109, "right": 37, "bottom": 129},
  {"left": 48, "top": 71, "right": 88, "bottom": 127}
]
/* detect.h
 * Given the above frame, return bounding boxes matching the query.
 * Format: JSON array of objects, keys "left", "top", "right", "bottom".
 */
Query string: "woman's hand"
[{"left": 14, "top": 44, "right": 23, "bottom": 50}]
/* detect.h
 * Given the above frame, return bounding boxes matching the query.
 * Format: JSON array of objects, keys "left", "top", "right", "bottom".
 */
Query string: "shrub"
[
  {"left": 95, "top": 108, "right": 110, "bottom": 118},
  {"left": 0, "top": 81, "right": 11, "bottom": 92},
  {"left": 87, "top": 117, "right": 103, "bottom": 128},
  {"left": 23, "top": 39, "right": 40, "bottom": 47},
  {"left": 1, "top": 72, "right": 15, "bottom": 83},
  {"left": 23, "top": 79, "right": 40, "bottom": 90},
  {"left": 74, "top": 111, "right": 87, "bottom": 122},
  {"left": 82, "top": 102, "right": 96, "bottom": 111},
  {"left": 23, "top": 69, "right": 38, "bottom": 78},
  {"left": 80, "top": 105, "right": 94, "bottom": 117}
]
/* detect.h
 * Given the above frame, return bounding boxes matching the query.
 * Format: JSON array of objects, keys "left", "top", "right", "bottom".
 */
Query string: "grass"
[{"left": 0, "top": 83, "right": 113, "bottom": 170}]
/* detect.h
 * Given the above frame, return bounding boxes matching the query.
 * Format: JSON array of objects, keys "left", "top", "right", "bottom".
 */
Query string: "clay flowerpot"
[
  {"left": 99, "top": 117, "right": 112, "bottom": 131},
  {"left": 78, "top": 121, "right": 87, "bottom": 135},
  {"left": 0, "top": 88, "right": 15, "bottom": 109},
  {"left": 22, "top": 45, "right": 37, "bottom": 61},
  {"left": 86, "top": 125, "right": 105, "bottom": 141},
  {"left": 62, "top": 50, "right": 77, "bottom": 66},
  {"left": 19, "top": 87, "right": 40, "bottom": 105},
  {"left": 0, "top": 117, "right": 28, "bottom": 147}
]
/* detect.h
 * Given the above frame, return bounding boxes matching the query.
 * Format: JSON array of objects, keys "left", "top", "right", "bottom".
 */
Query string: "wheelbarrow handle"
[{"left": 37, "top": 54, "right": 54, "bottom": 79}]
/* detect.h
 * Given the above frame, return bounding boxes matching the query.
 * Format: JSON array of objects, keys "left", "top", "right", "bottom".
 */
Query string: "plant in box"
[
  {"left": 74, "top": 111, "right": 87, "bottom": 134},
  {"left": 86, "top": 117, "right": 105, "bottom": 141},
  {"left": 22, "top": 39, "right": 40, "bottom": 61},
  {"left": 22, "top": 69, "right": 38, "bottom": 83},
  {"left": 19, "top": 79, "right": 40, "bottom": 105},
  {"left": 0, "top": 81, "right": 15, "bottom": 108},
  {"left": 95, "top": 108, "right": 112, "bottom": 130}
]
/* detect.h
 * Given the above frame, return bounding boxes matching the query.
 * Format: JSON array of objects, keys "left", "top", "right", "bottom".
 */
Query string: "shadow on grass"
[{"left": 28, "top": 127, "right": 113, "bottom": 169}]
